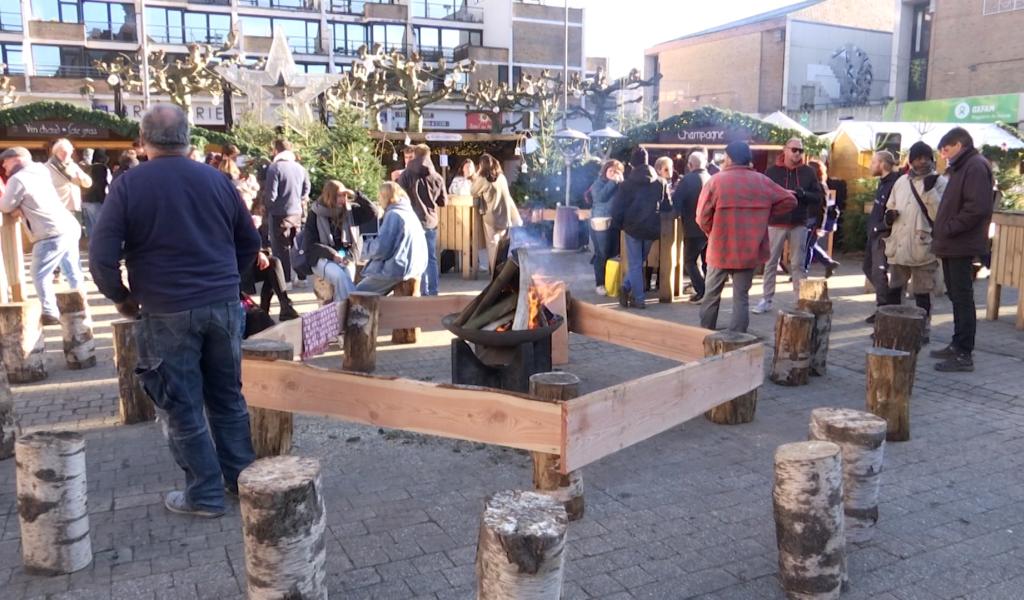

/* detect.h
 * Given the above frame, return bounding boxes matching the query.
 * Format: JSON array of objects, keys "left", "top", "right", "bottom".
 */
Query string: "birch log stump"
[
  {"left": 342, "top": 292, "right": 380, "bottom": 373},
  {"left": 873, "top": 305, "right": 926, "bottom": 377},
  {"left": 239, "top": 456, "right": 327, "bottom": 600},
  {"left": 799, "top": 278, "right": 829, "bottom": 302},
  {"left": 797, "top": 298, "right": 833, "bottom": 377},
  {"left": 390, "top": 278, "right": 420, "bottom": 344},
  {"left": 771, "top": 309, "right": 814, "bottom": 386},
  {"left": 476, "top": 490, "right": 567, "bottom": 600},
  {"left": 703, "top": 331, "right": 760, "bottom": 424},
  {"left": 808, "top": 408, "right": 887, "bottom": 544},
  {"left": 866, "top": 347, "right": 914, "bottom": 442},
  {"left": 773, "top": 441, "right": 844, "bottom": 600},
  {"left": 56, "top": 290, "right": 95, "bottom": 370},
  {"left": 15, "top": 431, "right": 92, "bottom": 575},
  {"left": 529, "top": 372, "right": 584, "bottom": 521},
  {"left": 0, "top": 302, "right": 46, "bottom": 383},
  {"left": 0, "top": 367, "right": 16, "bottom": 459},
  {"left": 241, "top": 339, "right": 295, "bottom": 458},
  {"left": 112, "top": 319, "right": 155, "bottom": 425}
]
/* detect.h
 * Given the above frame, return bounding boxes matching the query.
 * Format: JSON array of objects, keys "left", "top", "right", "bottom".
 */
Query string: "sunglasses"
[{"left": 788, "top": 147, "right": 804, "bottom": 154}]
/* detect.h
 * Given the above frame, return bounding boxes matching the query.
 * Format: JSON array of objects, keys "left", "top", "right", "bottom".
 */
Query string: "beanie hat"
[
  {"left": 630, "top": 147, "right": 649, "bottom": 168},
  {"left": 725, "top": 141, "right": 752, "bottom": 165},
  {"left": 908, "top": 141, "right": 934, "bottom": 163}
]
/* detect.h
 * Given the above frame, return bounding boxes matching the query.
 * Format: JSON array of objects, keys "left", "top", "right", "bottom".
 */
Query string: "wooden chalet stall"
[{"left": 987, "top": 210, "right": 1024, "bottom": 329}]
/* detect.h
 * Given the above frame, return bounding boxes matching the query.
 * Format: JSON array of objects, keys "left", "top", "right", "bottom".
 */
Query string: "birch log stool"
[
  {"left": 239, "top": 456, "right": 326, "bottom": 599},
  {"left": 799, "top": 278, "right": 829, "bottom": 302},
  {"left": 866, "top": 347, "right": 914, "bottom": 442},
  {"left": 773, "top": 441, "right": 845, "bottom": 600},
  {"left": 529, "top": 372, "right": 584, "bottom": 520},
  {"left": 56, "top": 290, "right": 96, "bottom": 369},
  {"left": 241, "top": 339, "right": 295, "bottom": 458},
  {"left": 476, "top": 490, "right": 567, "bottom": 600},
  {"left": 703, "top": 331, "right": 760, "bottom": 424},
  {"left": 771, "top": 309, "right": 814, "bottom": 386},
  {"left": 342, "top": 292, "right": 380, "bottom": 373},
  {"left": 0, "top": 367, "right": 16, "bottom": 459},
  {"left": 0, "top": 302, "right": 46, "bottom": 383},
  {"left": 809, "top": 408, "right": 887, "bottom": 543},
  {"left": 15, "top": 431, "right": 92, "bottom": 574},
  {"left": 390, "top": 278, "right": 420, "bottom": 344},
  {"left": 873, "top": 305, "right": 926, "bottom": 374},
  {"left": 112, "top": 319, "right": 155, "bottom": 424},
  {"left": 797, "top": 298, "right": 833, "bottom": 377}
]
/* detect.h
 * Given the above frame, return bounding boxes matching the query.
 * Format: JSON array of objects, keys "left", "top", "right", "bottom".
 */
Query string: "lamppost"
[
  {"left": 106, "top": 72, "right": 125, "bottom": 118},
  {"left": 587, "top": 126, "right": 624, "bottom": 158},
  {"left": 552, "top": 127, "right": 589, "bottom": 207}
]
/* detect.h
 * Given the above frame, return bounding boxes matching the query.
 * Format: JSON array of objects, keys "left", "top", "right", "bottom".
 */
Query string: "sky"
[{"left": 575, "top": 0, "right": 807, "bottom": 76}]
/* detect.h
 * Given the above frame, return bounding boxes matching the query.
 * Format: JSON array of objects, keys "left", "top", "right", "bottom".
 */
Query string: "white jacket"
[
  {"left": 884, "top": 171, "right": 946, "bottom": 267},
  {"left": 0, "top": 162, "right": 81, "bottom": 241}
]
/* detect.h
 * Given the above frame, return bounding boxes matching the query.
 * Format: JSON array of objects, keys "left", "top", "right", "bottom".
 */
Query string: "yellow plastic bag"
[{"left": 605, "top": 258, "right": 622, "bottom": 298}]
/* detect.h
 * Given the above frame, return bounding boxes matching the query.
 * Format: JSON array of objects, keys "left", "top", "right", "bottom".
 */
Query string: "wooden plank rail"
[
  {"left": 986, "top": 211, "right": 1024, "bottom": 329},
  {"left": 567, "top": 298, "right": 709, "bottom": 362},
  {"left": 378, "top": 294, "right": 475, "bottom": 331}
]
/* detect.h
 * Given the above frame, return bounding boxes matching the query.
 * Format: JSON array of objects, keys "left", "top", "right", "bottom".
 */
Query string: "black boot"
[{"left": 278, "top": 292, "right": 299, "bottom": 321}]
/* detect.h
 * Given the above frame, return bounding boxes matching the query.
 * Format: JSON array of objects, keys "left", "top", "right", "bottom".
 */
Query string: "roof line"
[{"left": 647, "top": 0, "right": 825, "bottom": 50}]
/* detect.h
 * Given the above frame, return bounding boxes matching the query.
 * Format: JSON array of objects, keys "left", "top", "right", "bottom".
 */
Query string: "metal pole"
[
  {"left": 139, "top": 0, "right": 151, "bottom": 109},
  {"left": 563, "top": 0, "right": 570, "bottom": 207}
]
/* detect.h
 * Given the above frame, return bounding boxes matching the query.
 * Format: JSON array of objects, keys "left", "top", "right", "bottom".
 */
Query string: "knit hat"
[
  {"left": 630, "top": 147, "right": 649, "bottom": 168},
  {"left": 908, "top": 141, "right": 934, "bottom": 163},
  {"left": 725, "top": 141, "right": 752, "bottom": 165}
]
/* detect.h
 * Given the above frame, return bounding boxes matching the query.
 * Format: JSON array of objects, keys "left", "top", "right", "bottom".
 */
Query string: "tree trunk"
[
  {"left": 0, "top": 367, "right": 16, "bottom": 459},
  {"left": 529, "top": 372, "right": 584, "bottom": 521},
  {"left": 15, "top": 431, "right": 92, "bottom": 575},
  {"left": 771, "top": 309, "right": 814, "bottom": 386},
  {"left": 390, "top": 279, "right": 420, "bottom": 344},
  {"left": 773, "top": 441, "right": 844, "bottom": 600},
  {"left": 797, "top": 298, "right": 833, "bottom": 377},
  {"left": 799, "top": 278, "right": 829, "bottom": 302},
  {"left": 808, "top": 408, "right": 887, "bottom": 544},
  {"left": 56, "top": 290, "right": 95, "bottom": 370},
  {"left": 866, "top": 347, "right": 914, "bottom": 442},
  {"left": 873, "top": 306, "right": 925, "bottom": 388},
  {"left": 703, "top": 331, "right": 760, "bottom": 424},
  {"left": 112, "top": 319, "right": 155, "bottom": 425},
  {"left": 408, "top": 104, "right": 424, "bottom": 133},
  {"left": 476, "top": 490, "right": 567, "bottom": 600},
  {"left": 0, "top": 302, "right": 46, "bottom": 383},
  {"left": 241, "top": 339, "right": 296, "bottom": 459},
  {"left": 239, "top": 456, "right": 327, "bottom": 599},
  {"left": 343, "top": 292, "right": 380, "bottom": 373}
]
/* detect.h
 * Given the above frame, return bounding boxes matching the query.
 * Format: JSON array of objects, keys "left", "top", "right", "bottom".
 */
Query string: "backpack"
[{"left": 290, "top": 229, "right": 312, "bottom": 277}]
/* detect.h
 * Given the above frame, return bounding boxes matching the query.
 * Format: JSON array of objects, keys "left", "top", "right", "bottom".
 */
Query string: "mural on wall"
[
  {"left": 787, "top": 20, "right": 891, "bottom": 111},
  {"left": 829, "top": 44, "right": 874, "bottom": 107}
]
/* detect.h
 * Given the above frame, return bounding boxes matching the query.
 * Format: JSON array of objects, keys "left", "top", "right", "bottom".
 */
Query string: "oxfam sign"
[{"left": 901, "top": 94, "right": 1020, "bottom": 123}]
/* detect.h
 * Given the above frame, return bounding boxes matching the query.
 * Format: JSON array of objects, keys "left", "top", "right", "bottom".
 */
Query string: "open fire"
[{"left": 453, "top": 250, "right": 564, "bottom": 334}]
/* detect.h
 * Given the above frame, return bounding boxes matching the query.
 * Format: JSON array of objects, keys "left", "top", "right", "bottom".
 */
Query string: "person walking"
[
  {"left": 587, "top": 159, "right": 623, "bottom": 296},
  {"left": 754, "top": 137, "right": 823, "bottom": 313},
  {"left": 803, "top": 159, "right": 841, "bottom": 278},
  {"left": 471, "top": 153, "right": 522, "bottom": 273},
  {"left": 672, "top": 151, "right": 712, "bottom": 302},
  {"left": 355, "top": 182, "right": 428, "bottom": 295},
  {"left": 0, "top": 147, "right": 84, "bottom": 325},
  {"left": 264, "top": 138, "right": 310, "bottom": 285},
  {"left": 81, "top": 148, "right": 111, "bottom": 238},
  {"left": 89, "top": 104, "right": 262, "bottom": 518},
  {"left": 697, "top": 142, "right": 796, "bottom": 333},
  {"left": 883, "top": 141, "right": 946, "bottom": 344},
  {"left": 397, "top": 144, "right": 445, "bottom": 296},
  {"left": 612, "top": 147, "right": 669, "bottom": 309},
  {"left": 47, "top": 138, "right": 93, "bottom": 217},
  {"left": 930, "top": 128, "right": 995, "bottom": 372},
  {"left": 862, "top": 150, "right": 902, "bottom": 322}
]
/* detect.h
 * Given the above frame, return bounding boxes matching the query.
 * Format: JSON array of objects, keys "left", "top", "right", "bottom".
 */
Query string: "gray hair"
[
  {"left": 654, "top": 156, "right": 673, "bottom": 172},
  {"left": 688, "top": 151, "right": 707, "bottom": 169},
  {"left": 140, "top": 104, "right": 190, "bottom": 152},
  {"left": 874, "top": 150, "right": 897, "bottom": 168},
  {"left": 50, "top": 138, "right": 73, "bottom": 157}
]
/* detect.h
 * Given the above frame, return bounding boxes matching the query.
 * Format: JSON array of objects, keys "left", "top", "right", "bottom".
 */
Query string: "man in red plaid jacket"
[{"left": 696, "top": 142, "right": 796, "bottom": 332}]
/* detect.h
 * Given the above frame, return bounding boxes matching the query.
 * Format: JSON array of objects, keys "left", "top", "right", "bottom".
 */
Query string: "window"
[
  {"left": 333, "top": 23, "right": 367, "bottom": 55},
  {"left": 238, "top": 0, "right": 314, "bottom": 10},
  {"left": 32, "top": 45, "right": 90, "bottom": 77},
  {"left": 148, "top": 7, "right": 228, "bottom": 44},
  {"left": 243, "top": 17, "right": 319, "bottom": 53},
  {"left": 32, "top": 0, "right": 80, "bottom": 22},
  {"left": 409, "top": 0, "right": 482, "bottom": 22},
  {"left": 413, "top": 25, "right": 480, "bottom": 60},
  {"left": 497, "top": 65, "right": 508, "bottom": 83},
  {"left": 1, "top": 43, "right": 24, "bottom": 73},
  {"left": 297, "top": 62, "right": 327, "bottom": 73},
  {"left": 512, "top": 65, "right": 522, "bottom": 83},
  {"left": 83, "top": 2, "right": 136, "bottom": 41},
  {"left": 184, "top": 12, "right": 230, "bottom": 44},
  {"left": 908, "top": 3, "right": 931, "bottom": 101},
  {"left": 983, "top": 0, "right": 1024, "bottom": 15},
  {"left": 0, "top": 4, "right": 22, "bottom": 32},
  {"left": 371, "top": 23, "right": 405, "bottom": 51}
]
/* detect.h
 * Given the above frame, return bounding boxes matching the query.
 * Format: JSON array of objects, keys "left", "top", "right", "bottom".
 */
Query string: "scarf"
[
  {"left": 47, "top": 156, "right": 75, "bottom": 184},
  {"left": 310, "top": 201, "right": 354, "bottom": 252}
]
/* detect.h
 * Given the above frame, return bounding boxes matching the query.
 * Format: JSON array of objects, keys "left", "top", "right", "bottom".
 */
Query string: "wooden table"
[{"left": 986, "top": 211, "right": 1024, "bottom": 329}]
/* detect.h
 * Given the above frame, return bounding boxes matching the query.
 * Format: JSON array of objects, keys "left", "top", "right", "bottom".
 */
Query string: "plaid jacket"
[{"left": 697, "top": 165, "right": 797, "bottom": 270}]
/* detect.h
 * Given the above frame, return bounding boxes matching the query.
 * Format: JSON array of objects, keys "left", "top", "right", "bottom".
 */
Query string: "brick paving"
[{"left": 1, "top": 251, "right": 1023, "bottom": 599}]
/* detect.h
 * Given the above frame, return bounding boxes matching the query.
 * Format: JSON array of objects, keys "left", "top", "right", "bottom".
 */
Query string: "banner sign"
[
  {"left": 5, "top": 121, "right": 109, "bottom": 139},
  {"left": 899, "top": 94, "right": 1020, "bottom": 124},
  {"left": 656, "top": 127, "right": 761, "bottom": 145}
]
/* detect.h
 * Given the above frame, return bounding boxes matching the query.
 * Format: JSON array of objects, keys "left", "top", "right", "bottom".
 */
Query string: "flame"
[{"left": 526, "top": 276, "right": 564, "bottom": 329}]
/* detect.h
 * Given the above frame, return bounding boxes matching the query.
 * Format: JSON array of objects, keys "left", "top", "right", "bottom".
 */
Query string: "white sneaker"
[
  {"left": 595, "top": 286, "right": 607, "bottom": 296},
  {"left": 752, "top": 299, "right": 773, "bottom": 314}
]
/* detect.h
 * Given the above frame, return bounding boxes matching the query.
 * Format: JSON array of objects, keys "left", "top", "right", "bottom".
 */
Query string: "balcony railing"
[
  {"left": 286, "top": 35, "right": 322, "bottom": 54},
  {"left": 329, "top": 0, "right": 394, "bottom": 15},
  {"left": 238, "top": 0, "right": 318, "bottom": 11},
  {"left": 0, "top": 10, "right": 23, "bottom": 32},
  {"left": 416, "top": 45, "right": 455, "bottom": 61},
  {"left": 188, "top": 0, "right": 231, "bottom": 5},
  {"left": 147, "top": 26, "right": 231, "bottom": 45},
  {"left": 411, "top": 1, "right": 483, "bottom": 23},
  {"left": 334, "top": 44, "right": 364, "bottom": 57},
  {"left": 34, "top": 64, "right": 101, "bottom": 78},
  {"left": 85, "top": 21, "right": 138, "bottom": 42},
  {"left": 3, "top": 63, "right": 26, "bottom": 75}
]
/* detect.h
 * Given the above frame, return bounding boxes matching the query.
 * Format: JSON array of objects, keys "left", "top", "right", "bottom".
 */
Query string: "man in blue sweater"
[{"left": 90, "top": 104, "right": 262, "bottom": 518}]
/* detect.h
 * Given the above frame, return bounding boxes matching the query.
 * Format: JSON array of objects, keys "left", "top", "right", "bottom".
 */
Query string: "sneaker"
[
  {"left": 929, "top": 344, "right": 957, "bottom": 359},
  {"left": 865, "top": 313, "right": 877, "bottom": 324},
  {"left": 224, "top": 485, "right": 239, "bottom": 500},
  {"left": 629, "top": 297, "right": 647, "bottom": 310},
  {"left": 825, "top": 261, "right": 840, "bottom": 279},
  {"left": 935, "top": 353, "right": 974, "bottom": 372},
  {"left": 41, "top": 314, "right": 61, "bottom": 326},
  {"left": 618, "top": 287, "right": 630, "bottom": 308},
  {"left": 688, "top": 293, "right": 704, "bottom": 303},
  {"left": 751, "top": 299, "right": 772, "bottom": 314},
  {"left": 163, "top": 491, "right": 225, "bottom": 518},
  {"left": 595, "top": 286, "right": 607, "bottom": 296}
]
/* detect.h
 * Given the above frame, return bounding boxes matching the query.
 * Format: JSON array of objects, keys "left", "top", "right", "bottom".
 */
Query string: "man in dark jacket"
[
  {"left": 863, "top": 150, "right": 901, "bottom": 320},
  {"left": 612, "top": 147, "right": 668, "bottom": 309},
  {"left": 90, "top": 104, "right": 261, "bottom": 518},
  {"left": 754, "top": 137, "right": 823, "bottom": 314},
  {"left": 263, "top": 138, "right": 310, "bottom": 284},
  {"left": 672, "top": 150, "right": 711, "bottom": 302},
  {"left": 81, "top": 148, "right": 110, "bottom": 238},
  {"left": 929, "top": 127, "right": 994, "bottom": 372},
  {"left": 397, "top": 144, "right": 445, "bottom": 296}
]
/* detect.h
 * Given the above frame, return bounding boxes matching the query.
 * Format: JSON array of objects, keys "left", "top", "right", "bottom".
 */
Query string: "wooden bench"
[{"left": 985, "top": 211, "right": 1024, "bottom": 330}]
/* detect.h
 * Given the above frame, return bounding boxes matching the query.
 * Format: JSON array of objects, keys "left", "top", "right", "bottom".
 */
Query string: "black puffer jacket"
[{"left": 611, "top": 165, "right": 669, "bottom": 241}]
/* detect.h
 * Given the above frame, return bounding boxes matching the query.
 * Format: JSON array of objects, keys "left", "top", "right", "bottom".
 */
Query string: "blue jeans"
[
  {"left": 624, "top": 234, "right": 652, "bottom": 303},
  {"left": 31, "top": 231, "right": 83, "bottom": 318},
  {"left": 82, "top": 202, "right": 102, "bottom": 238},
  {"left": 135, "top": 301, "right": 254, "bottom": 512},
  {"left": 590, "top": 226, "right": 619, "bottom": 287},
  {"left": 421, "top": 227, "right": 439, "bottom": 296}
]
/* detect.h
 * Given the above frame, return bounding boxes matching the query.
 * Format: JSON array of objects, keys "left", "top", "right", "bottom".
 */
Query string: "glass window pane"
[
  {"left": 32, "top": 0, "right": 60, "bottom": 21},
  {"left": 440, "top": 29, "right": 459, "bottom": 49},
  {"left": 32, "top": 45, "right": 61, "bottom": 75},
  {"left": 2, "top": 44, "right": 24, "bottom": 72},
  {"left": 59, "top": 1, "right": 79, "bottom": 23},
  {"left": 82, "top": 2, "right": 107, "bottom": 26},
  {"left": 348, "top": 24, "right": 365, "bottom": 45},
  {"left": 184, "top": 13, "right": 206, "bottom": 43},
  {"left": 242, "top": 16, "right": 271, "bottom": 37},
  {"left": 208, "top": 14, "right": 229, "bottom": 42},
  {"left": 470, "top": 31, "right": 481, "bottom": 46}
]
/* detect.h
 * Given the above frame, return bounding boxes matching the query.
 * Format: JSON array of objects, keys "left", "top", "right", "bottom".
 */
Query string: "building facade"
[
  {"left": 643, "top": 0, "right": 896, "bottom": 119},
  {"left": 0, "top": 0, "right": 590, "bottom": 129}
]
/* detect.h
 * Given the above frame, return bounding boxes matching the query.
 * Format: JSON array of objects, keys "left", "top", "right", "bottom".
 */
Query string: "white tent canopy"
[
  {"left": 829, "top": 120, "right": 1024, "bottom": 152},
  {"left": 760, "top": 111, "right": 815, "bottom": 138}
]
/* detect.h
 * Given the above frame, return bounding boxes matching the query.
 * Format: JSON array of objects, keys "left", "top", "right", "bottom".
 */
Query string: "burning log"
[
  {"left": 457, "top": 259, "right": 519, "bottom": 327},
  {"left": 464, "top": 295, "right": 518, "bottom": 330}
]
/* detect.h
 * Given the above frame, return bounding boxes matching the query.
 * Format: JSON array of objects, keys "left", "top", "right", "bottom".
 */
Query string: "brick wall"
[
  {"left": 513, "top": 23, "right": 582, "bottom": 67},
  {"left": 758, "top": 29, "right": 786, "bottom": 112},
  {"left": 655, "top": 30, "right": 766, "bottom": 116},
  {"left": 793, "top": 0, "right": 896, "bottom": 31},
  {"left": 926, "top": 0, "right": 1024, "bottom": 98}
]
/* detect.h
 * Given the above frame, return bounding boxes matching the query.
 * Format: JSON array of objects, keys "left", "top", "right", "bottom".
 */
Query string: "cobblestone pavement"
[{"left": 1, "top": 251, "right": 1023, "bottom": 599}]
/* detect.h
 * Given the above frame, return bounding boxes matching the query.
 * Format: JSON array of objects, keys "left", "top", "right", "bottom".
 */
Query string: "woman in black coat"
[{"left": 611, "top": 147, "right": 669, "bottom": 309}]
